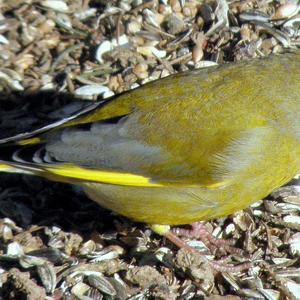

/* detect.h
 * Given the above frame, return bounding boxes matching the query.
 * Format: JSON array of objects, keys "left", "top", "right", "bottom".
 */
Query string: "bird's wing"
[
  {"left": 0, "top": 116, "right": 275, "bottom": 189},
  {"left": 0, "top": 56, "right": 283, "bottom": 188}
]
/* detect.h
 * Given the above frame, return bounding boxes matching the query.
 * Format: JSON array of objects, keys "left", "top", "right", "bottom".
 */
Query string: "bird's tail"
[
  {"left": 0, "top": 101, "right": 103, "bottom": 176},
  {"left": 0, "top": 144, "right": 43, "bottom": 176}
]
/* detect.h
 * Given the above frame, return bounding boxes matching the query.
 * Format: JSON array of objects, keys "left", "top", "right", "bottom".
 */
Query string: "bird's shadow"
[
  {"left": 0, "top": 90, "right": 97, "bottom": 139},
  {"left": 0, "top": 90, "right": 120, "bottom": 237}
]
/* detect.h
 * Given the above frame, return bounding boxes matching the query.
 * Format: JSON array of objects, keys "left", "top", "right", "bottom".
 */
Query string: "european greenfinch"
[{"left": 0, "top": 51, "right": 299, "bottom": 242}]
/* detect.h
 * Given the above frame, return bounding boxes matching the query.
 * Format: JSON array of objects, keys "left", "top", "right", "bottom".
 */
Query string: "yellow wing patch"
[
  {"left": 204, "top": 181, "right": 230, "bottom": 188},
  {"left": 44, "top": 164, "right": 165, "bottom": 187},
  {"left": 0, "top": 163, "right": 12, "bottom": 172},
  {"left": 44, "top": 164, "right": 230, "bottom": 188},
  {"left": 17, "top": 137, "right": 42, "bottom": 146},
  {"left": 0, "top": 161, "right": 229, "bottom": 189}
]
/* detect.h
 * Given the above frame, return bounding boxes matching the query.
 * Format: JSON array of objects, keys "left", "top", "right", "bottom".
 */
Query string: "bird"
[{"left": 0, "top": 51, "right": 299, "bottom": 267}]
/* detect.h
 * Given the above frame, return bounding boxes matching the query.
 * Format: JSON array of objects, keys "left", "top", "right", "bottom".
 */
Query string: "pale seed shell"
[
  {"left": 95, "top": 40, "right": 112, "bottom": 63},
  {"left": 75, "top": 85, "right": 112, "bottom": 100},
  {"left": 272, "top": 3, "right": 300, "bottom": 20},
  {"left": 41, "top": 0, "right": 69, "bottom": 12}
]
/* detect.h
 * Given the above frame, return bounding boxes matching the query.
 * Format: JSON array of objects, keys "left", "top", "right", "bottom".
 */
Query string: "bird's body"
[{"left": 1, "top": 52, "right": 300, "bottom": 226}]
